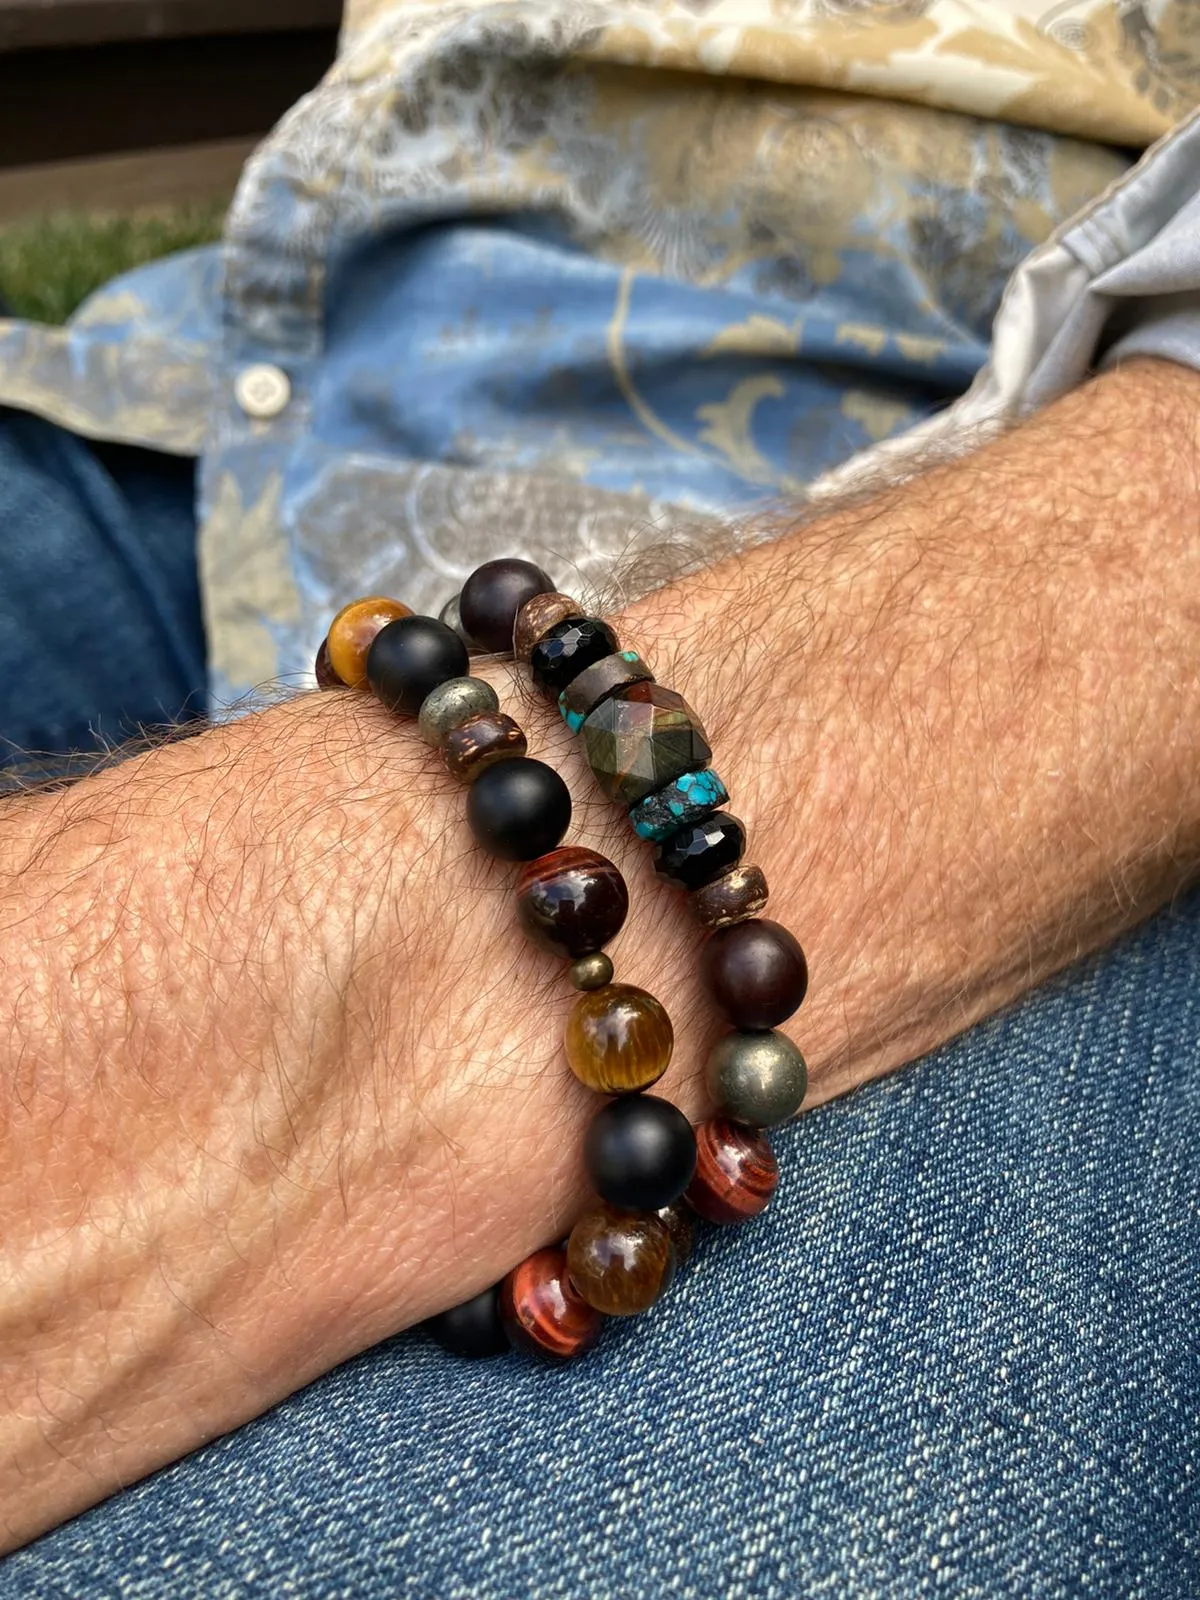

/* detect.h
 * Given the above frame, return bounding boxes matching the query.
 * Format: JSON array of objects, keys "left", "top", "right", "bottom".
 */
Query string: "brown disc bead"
[
  {"left": 685, "top": 1118, "right": 779, "bottom": 1225},
  {"left": 689, "top": 863, "right": 770, "bottom": 930},
  {"left": 564, "top": 983, "right": 673, "bottom": 1094},
  {"left": 500, "top": 1246, "right": 603, "bottom": 1360},
  {"left": 314, "top": 636, "right": 342, "bottom": 690},
  {"left": 513, "top": 591, "right": 584, "bottom": 663},
  {"left": 515, "top": 846, "right": 629, "bottom": 959},
  {"left": 326, "top": 595, "right": 413, "bottom": 688},
  {"left": 701, "top": 917, "right": 809, "bottom": 1029},
  {"left": 442, "top": 711, "right": 528, "bottom": 783},
  {"left": 656, "top": 1200, "right": 697, "bottom": 1291},
  {"left": 566, "top": 1202, "right": 673, "bottom": 1317}
]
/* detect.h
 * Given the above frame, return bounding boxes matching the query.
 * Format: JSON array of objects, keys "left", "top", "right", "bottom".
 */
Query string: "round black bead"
[
  {"left": 424, "top": 1285, "right": 509, "bottom": 1358},
  {"left": 654, "top": 811, "right": 747, "bottom": 891},
  {"left": 466, "top": 757, "right": 572, "bottom": 861},
  {"left": 585, "top": 1094, "right": 697, "bottom": 1210},
  {"left": 460, "top": 558, "right": 553, "bottom": 655},
  {"left": 530, "top": 617, "right": 620, "bottom": 697},
  {"left": 366, "top": 615, "right": 469, "bottom": 715}
]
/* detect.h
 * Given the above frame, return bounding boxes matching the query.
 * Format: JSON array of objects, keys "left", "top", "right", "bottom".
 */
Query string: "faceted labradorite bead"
[
  {"left": 564, "top": 983, "right": 673, "bottom": 1094},
  {"left": 566, "top": 1202, "right": 673, "bottom": 1316},
  {"left": 460, "top": 558, "right": 554, "bottom": 654},
  {"left": 558, "top": 651, "right": 654, "bottom": 733},
  {"left": 705, "top": 1029, "right": 808, "bottom": 1129},
  {"left": 570, "top": 952, "right": 614, "bottom": 991},
  {"left": 530, "top": 617, "right": 620, "bottom": 697},
  {"left": 513, "top": 591, "right": 584, "bottom": 663},
  {"left": 417, "top": 676, "right": 500, "bottom": 747},
  {"left": 628, "top": 767, "right": 729, "bottom": 842},
  {"left": 500, "top": 1246, "right": 603, "bottom": 1360},
  {"left": 424, "top": 1284, "right": 509, "bottom": 1358},
  {"left": 584, "top": 1093, "right": 696, "bottom": 1210},
  {"left": 327, "top": 595, "right": 412, "bottom": 689},
  {"left": 685, "top": 1118, "right": 779, "bottom": 1225},
  {"left": 702, "top": 918, "right": 809, "bottom": 1029},
  {"left": 654, "top": 811, "right": 746, "bottom": 891},
  {"left": 580, "top": 681, "right": 712, "bottom": 809},
  {"left": 689, "top": 863, "right": 770, "bottom": 930},
  {"left": 515, "top": 846, "right": 629, "bottom": 959},
  {"left": 443, "top": 712, "right": 528, "bottom": 783}
]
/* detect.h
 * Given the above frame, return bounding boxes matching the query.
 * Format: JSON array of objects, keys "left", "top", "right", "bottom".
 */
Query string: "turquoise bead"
[{"left": 629, "top": 768, "right": 729, "bottom": 841}]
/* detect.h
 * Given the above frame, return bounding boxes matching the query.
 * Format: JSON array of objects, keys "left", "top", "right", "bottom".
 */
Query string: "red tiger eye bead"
[
  {"left": 685, "top": 1118, "right": 778, "bottom": 1225},
  {"left": 500, "top": 1246, "right": 603, "bottom": 1360},
  {"left": 314, "top": 636, "right": 342, "bottom": 690},
  {"left": 515, "top": 846, "right": 629, "bottom": 959}
]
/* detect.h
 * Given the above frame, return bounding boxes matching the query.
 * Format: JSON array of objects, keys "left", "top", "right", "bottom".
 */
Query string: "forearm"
[{"left": 2, "top": 359, "right": 1198, "bottom": 1548}]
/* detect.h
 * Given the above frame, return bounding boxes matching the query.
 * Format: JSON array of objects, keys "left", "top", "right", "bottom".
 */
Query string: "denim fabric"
[
  {"left": 4, "top": 891, "right": 1197, "bottom": 1598},
  {"left": 0, "top": 408, "right": 205, "bottom": 767}
]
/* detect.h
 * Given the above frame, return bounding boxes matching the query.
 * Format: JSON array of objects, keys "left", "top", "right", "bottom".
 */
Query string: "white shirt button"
[{"left": 235, "top": 363, "right": 291, "bottom": 420}]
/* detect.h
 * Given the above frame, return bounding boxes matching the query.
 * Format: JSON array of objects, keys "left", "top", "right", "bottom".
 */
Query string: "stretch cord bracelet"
[{"left": 314, "top": 559, "right": 809, "bottom": 1361}]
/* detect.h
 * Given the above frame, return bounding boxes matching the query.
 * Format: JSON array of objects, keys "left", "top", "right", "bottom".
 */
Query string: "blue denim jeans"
[{"left": 0, "top": 415, "right": 1197, "bottom": 1598}]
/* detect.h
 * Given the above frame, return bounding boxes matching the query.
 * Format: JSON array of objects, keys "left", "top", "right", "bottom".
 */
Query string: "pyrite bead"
[
  {"left": 566, "top": 1202, "right": 673, "bottom": 1317},
  {"left": 564, "top": 983, "right": 673, "bottom": 1095},
  {"left": 581, "top": 682, "right": 712, "bottom": 808},
  {"left": 367, "top": 615, "right": 469, "bottom": 715},
  {"left": 689, "top": 863, "right": 770, "bottom": 929},
  {"left": 417, "top": 676, "right": 501, "bottom": 746},
  {"left": 466, "top": 757, "right": 572, "bottom": 861},
  {"left": 443, "top": 712, "right": 528, "bottom": 782},
  {"left": 515, "top": 846, "right": 629, "bottom": 958},
  {"left": 685, "top": 1118, "right": 778, "bottom": 1225},
  {"left": 628, "top": 768, "right": 729, "bottom": 842},
  {"left": 327, "top": 595, "right": 412, "bottom": 689},
  {"left": 584, "top": 1093, "right": 696, "bottom": 1210},
  {"left": 559, "top": 651, "right": 654, "bottom": 733},
  {"left": 706, "top": 1029, "right": 808, "bottom": 1129},
  {"left": 513, "top": 592, "right": 584, "bottom": 662},
  {"left": 424, "top": 1285, "right": 509, "bottom": 1358},
  {"left": 702, "top": 918, "right": 809, "bottom": 1029},
  {"left": 438, "top": 592, "right": 481, "bottom": 653},
  {"left": 314, "top": 636, "right": 342, "bottom": 690},
  {"left": 501, "top": 1246, "right": 602, "bottom": 1360},
  {"left": 654, "top": 811, "right": 746, "bottom": 891},
  {"left": 570, "top": 952, "right": 614, "bottom": 991},
  {"left": 530, "top": 617, "right": 620, "bottom": 697},
  {"left": 460, "top": 558, "right": 554, "bottom": 654}
]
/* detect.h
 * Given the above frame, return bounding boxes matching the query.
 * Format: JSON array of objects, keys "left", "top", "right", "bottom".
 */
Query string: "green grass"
[{"left": 0, "top": 202, "right": 226, "bottom": 324}]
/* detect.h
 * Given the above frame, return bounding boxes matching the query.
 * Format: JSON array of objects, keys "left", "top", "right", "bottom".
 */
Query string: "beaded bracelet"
[{"left": 316, "top": 559, "right": 808, "bottom": 1362}]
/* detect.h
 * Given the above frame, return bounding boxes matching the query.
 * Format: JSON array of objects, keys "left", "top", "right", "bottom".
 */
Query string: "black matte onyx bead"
[
  {"left": 585, "top": 1094, "right": 697, "bottom": 1211},
  {"left": 466, "top": 757, "right": 572, "bottom": 861},
  {"left": 702, "top": 918, "right": 809, "bottom": 1029},
  {"left": 424, "top": 1285, "right": 509, "bottom": 1358},
  {"left": 530, "top": 617, "right": 620, "bottom": 697},
  {"left": 460, "top": 559, "right": 553, "bottom": 654},
  {"left": 366, "top": 615, "right": 469, "bottom": 715},
  {"left": 654, "top": 811, "right": 746, "bottom": 891}
]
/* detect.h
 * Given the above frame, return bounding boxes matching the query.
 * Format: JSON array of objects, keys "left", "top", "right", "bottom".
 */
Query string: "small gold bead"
[{"left": 570, "top": 952, "right": 614, "bottom": 991}]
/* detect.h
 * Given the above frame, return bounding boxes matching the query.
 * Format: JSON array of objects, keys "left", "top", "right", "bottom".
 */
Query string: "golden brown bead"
[
  {"left": 564, "top": 983, "right": 673, "bottom": 1095},
  {"left": 442, "top": 712, "right": 528, "bottom": 782},
  {"left": 327, "top": 596, "right": 413, "bottom": 689},
  {"left": 513, "top": 591, "right": 584, "bottom": 663},
  {"left": 688, "top": 863, "right": 770, "bottom": 929},
  {"left": 566, "top": 1202, "right": 673, "bottom": 1316}
]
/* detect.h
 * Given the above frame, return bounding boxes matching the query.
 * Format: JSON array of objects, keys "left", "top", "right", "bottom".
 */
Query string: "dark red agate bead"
[
  {"left": 500, "top": 1246, "right": 603, "bottom": 1360},
  {"left": 515, "top": 846, "right": 629, "bottom": 959},
  {"left": 701, "top": 918, "right": 809, "bottom": 1029},
  {"left": 685, "top": 1118, "right": 778, "bottom": 1224}
]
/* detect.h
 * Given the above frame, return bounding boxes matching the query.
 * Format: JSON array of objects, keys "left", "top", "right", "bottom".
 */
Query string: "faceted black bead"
[
  {"left": 654, "top": 811, "right": 747, "bottom": 891},
  {"left": 585, "top": 1094, "right": 697, "bottom": 1210},
  {"left": 366, "top": 615, "right": 469, "bottom": 715},
  {"left": 460, "top": 558, "right": 553, "bottom": 655},
  {"left": 424, "top": 1285, "right": 509, "bottom": 1358},
  {"left": 466, "top": 757, "right": 572, "bottom": 861},
  {"left": 530, "top": 617, "right": 620, "bottom": 697}
]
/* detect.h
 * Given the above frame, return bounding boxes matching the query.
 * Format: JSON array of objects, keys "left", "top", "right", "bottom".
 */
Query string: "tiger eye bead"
[
  {"left": 314, "top": 637, "right": 342, "bottom": 690},
  {"left": 657, "top": 1201, "right": 697, "bottom": 1279},
  {"left": 566, "top": 1202, "right": 673, "bottom": 1316},
  {"left": 500, "top": 1246, "right": 602, "bottom": 1360},
  {"left": 689, "top": 863, "right": 770, "bottom": 929},
  {"left": 702, "top": 918, "right": 809, "bottom": 1029},
  {"left": 513, "top": 592, "right": 584, "bottom": 663},
  {"left": 326, "top": 596, "right": 412, "bottom": 689},
  {"left": 417, "top": 676, "right": 500, "bottom": 747},
  {"left": 685, "top": 1118, "right": 779, "bottom": 1225},
  {"left": 443, "top": 712, "right": 528, "bottom": 782},
  {"left": 515, "top": 846, "right": 629, "bottom": 959},
  {"left": 564, "top": 984, "right": 673, "bottom": 1095}
]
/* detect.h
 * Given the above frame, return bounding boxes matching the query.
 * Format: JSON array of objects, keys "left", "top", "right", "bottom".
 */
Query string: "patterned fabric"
[{"left": 1, "top": 0, "right": 1198, "bottom": 708}]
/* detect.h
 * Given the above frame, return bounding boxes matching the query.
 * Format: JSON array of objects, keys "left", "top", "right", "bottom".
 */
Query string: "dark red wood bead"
[
  {"left": 500, "top": 1246, "right": 603, "bottom": 1360},
  {"left": 515, "top": 845, "right": 629, "bottom": 958},
  {"left": 460, "top": 558, "right": 554, "bottom": 654},
  {"left": 314, "top": 636, "right": 343, "bottom": 690},
  {"left": 685, "top": 1118, "right": 778, "bottom": 1225},
  {"left": 701, "top": 918, "right": 809, "bottom": 1029}
]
